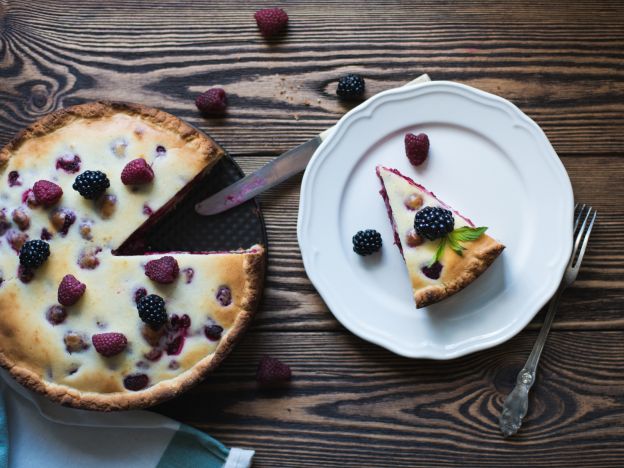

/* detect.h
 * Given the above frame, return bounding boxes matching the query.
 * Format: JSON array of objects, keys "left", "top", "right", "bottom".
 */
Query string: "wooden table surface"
[{"left": 2, "top": 1, "right": 623, "bottom": 466}]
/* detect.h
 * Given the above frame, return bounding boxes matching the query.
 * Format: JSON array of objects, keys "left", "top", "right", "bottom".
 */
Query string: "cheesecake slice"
[{"left": 376, "top": 166, "right": 504, "bottom": 308}]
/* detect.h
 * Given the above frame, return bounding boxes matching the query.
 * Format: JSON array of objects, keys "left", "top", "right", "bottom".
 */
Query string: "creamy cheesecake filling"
[{"left": 0, "top": 107, "right": 262, "bottom": 399}]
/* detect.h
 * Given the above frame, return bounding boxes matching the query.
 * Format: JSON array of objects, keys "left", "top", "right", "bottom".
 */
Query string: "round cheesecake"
[{"left": 0, "top": 102, "right": 265, "bottom": 410}]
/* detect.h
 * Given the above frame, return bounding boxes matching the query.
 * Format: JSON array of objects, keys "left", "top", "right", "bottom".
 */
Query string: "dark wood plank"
[
  {"left": 155, "top": 330, "right": 624, "bottom": 467},
  {"left": 1, "top": 1, "right": 623, "bottom": 154}
]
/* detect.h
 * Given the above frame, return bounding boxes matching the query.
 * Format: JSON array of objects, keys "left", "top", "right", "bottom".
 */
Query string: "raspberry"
[
  {"left": 121, "top": 158, "right": 154, "bottom": 185},
  {"left": 254, "top": 8, "right": 288, "bottom": 38},
  {"left": 137, "top": 294, "right": 167, "bottom": 329},
  {"left": 56, "top": 154, "right": 81, "bottom": 173},
  {"left": 19, "top": 240, "right": 50, "bottom": 269},
  {"left": 413, "top": 206, "right": 454, "bottom": 241},
  {"left": 33, "top": 180, "right": 63, "bottom": 206},
  {"left": 195, "top": 88, "right": 227, "bottom": 115},
  {"left": 404, "top": 132, "right": 429, "bottom": 166},
  {"left": 92, "top": 332, "right": 128, "bottom": 357},
  {"left": 58, "top": 274, "right": 86, "bottom": 306},
  {"left": 144, "top": 256, "right": 179, "bottom": 284},
  {"left": 337, "top": 74, "right": 366, "bottom": 100},
  {"left": 72, "top": 170, "right": 110, "bottom": 199},
  {"left": 352, "top": 229, "right": 382, "bottom": 256},
  {"left": 123, "top": 373, "right": 149, "bottom": 391},
  {"left": 256, "top": 355, "right": 292, "bottom": 385}
]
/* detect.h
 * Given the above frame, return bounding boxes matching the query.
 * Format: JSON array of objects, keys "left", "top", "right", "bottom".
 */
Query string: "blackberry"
[
  {"left": 352, "top": 229, "right": 382, "bottom": 256},
  {"left": 72, "top": 170, "right": 110, "bottom": 199},
  {"left": 337, "top": 74, "right": 365, "bottom": 99},
  {"left": 137, "top": 294, "right": 167, "bottom": 329},
  {"left": 414, "top": 207, "right": 455, "bottom": 240},
  {"left": 19, "top": 240, "right": 50, "bottom": 269}
]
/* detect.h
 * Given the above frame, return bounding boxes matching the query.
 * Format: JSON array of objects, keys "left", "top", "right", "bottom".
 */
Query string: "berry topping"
[
  {"left": 46, "top": 305, "right": 67, "bottom": 325},
  {"left": 17, "top": 265, "right": 34, "bottom": 284},
  {"left": 0, "top": 210, "right": 10, "bottom": 235},
  {"left": 33, "top": 180, "right": 63, "bottom": 206},
  {"left": 405, "top": 229, "right": 424, "bottom": 248},
  {"left": 137, "top": 294, "right": 167, "bottom": 329},
  {"left": 19, "top": 240, "right": 50, "bottom": 269},
  {"left": 256, "top": 355, "right": 292, "bottom": 385},
  {"left": 77, "top": 246, "right": 101, "bottom": 270},
  {"left": 72, "top": 170, "right": 110, "bottom": 199},
  {"left": 142, "top": 204, "right": 153, "bottom": 216},
  {"left": 134, "top": 287, "right": 148, "bottom": 304},
  {"left": 156, "top": 145, "right": 166, "bottom": 155},
  {"left": 166, "top": 335, "right": 184, "bottom": 355},
  {"left": 121, "top": 158, "right": 154, "bottom": 185},
  {"left": 50, "top": 208, "right": 76, "bottom": 236},
  {"left": 404, "top": 193, "right": 424, "bottom": 211},
  {"left": 352, "top": 229, "right": 382, "bottom": 256},
  {"left": 56, "top": 154, "right": 81, "bottom": 173},
  {"left": 58, "top": 274, "right": 86, "bottom": 306},
  {"left": 22, "top": 189, "right": 38, "bottom": 207},
  {"left": 78, "top": 221, "right": 92, "bottom": 240},
  {"left": 195, "top": 88, "right": 227, "bottom": 115},
  {"left": 254, "top": 7, "right": 288, "bottom": 38},
  {"left": 8, "top": 170, "right": 21, "bottom": 187},
  {"left": 170, "top": 313, "right": 191, "bottom": 330},
  {"left": 123, "top": 373, "right": 149, "bottom": 391},
  {"left": 64, "top": 332, "right": 89, "bottom": 353},
  {"left": 40, "top": 228, "right": 53, "bottom": 240},
  {"left": 144, "top": 256, "right": 179, "bottom": 284},
  {"left": 422, "top": 261, "right": 443, "bottom": 280},
  {"left": 92, "top": 332, "right": 128, "bottom": 357},
  {"left": 404, "top": 132, "right": 429, "bottom": 166},
  {"left": 337, "top": 74, "right": 366, "bottom": 100},
  {"left": 216, "top": 286, "right": 232, "bottom": 306},
  {"left": 204, "top": 324, "right": 223, "bottom": 341},
  {"left": 97, "top": 194, "right": 117, "bottom": 219},
  {"left": 168, "top": 360, "right": 180, "bottom": 370},
  {"left": 12, "top": 208, "right": 30, "bottom": 231},
  {"left": 144, "top": 348, "right": 163, "bottom": 362},
  {"left": 183, "top": 267, "right": 194, "bottom": 284},
  {"left": 413, "top": 207, "right": 454, "bottom": 240},
  {"left": 8, "top": 230, "right": 28, "bottom": 253}
]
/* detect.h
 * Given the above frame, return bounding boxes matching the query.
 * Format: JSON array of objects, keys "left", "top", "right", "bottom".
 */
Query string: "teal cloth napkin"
[{"left": 0, "top": 371, "right": 253, "bottom": 468}]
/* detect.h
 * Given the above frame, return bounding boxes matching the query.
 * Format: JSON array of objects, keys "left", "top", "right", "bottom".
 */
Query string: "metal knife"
[{"left": 195, "top": 74, "right": 431, "bottom": 216}]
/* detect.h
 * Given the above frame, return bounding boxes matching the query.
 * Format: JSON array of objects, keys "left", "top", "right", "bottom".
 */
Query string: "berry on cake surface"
[
  {"left": 337, "top": 74, "right": 366, "bottom": 100},
  {"left": 58, "top": 274, "right": 86, "bottom": 306},
  {"left": 404, "top": 132, "right": 429, "bottom": 166},
  {"left": 144, "top": 256, "right": 179, "bottom": 284},
  {"left": 33, "top": 180, "right": 63, "bottom": 206},
  {"left": 413, "top": 206, "right": 455, "bottom": 241},
  {"left": 137, "top": 294, "right": 168, "bottom": 329},
  {"left": 352, "top": 229, "right": 382, "bottom": 256},
  {"left": 254, "top": 8, "right": 288, "bottom": 38},
  {"left": 121, "top": 158, "right": 154, "bottom": 185},
  {"left": 92, "top": 332, "right": 128, "bottom": 357},
  {"left": 72, "top": 170, "right": 110, "bottom": 200},
  {"left": 195, "top": 88, "right": 227, "bottom": 115},
  {"left": 19, "top": 240, "right": 50, "bottom": 269}
]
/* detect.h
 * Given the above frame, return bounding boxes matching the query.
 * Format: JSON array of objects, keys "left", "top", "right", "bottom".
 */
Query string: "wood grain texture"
[
  {"left": 1, "top": 0, "right": 623, "bottom": 465},
  {"left": 155, "top": 330, "right": 624, "bottom": 467}
]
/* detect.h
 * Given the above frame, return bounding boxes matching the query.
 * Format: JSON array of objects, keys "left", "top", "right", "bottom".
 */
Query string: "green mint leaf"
[
  {"left": 447, "top": 235, "right": 464, "bottom": 256},
  {"left": 430, "top": 237, "right": 447, "bottom": 266},
  {"left": 450, "top": 226, "right": 488, "bottom": 242}
]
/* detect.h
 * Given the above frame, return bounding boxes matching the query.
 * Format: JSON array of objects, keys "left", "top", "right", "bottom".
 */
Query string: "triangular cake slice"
[{"left": 376, "top": 166, "right": 504, "bottom": 308}]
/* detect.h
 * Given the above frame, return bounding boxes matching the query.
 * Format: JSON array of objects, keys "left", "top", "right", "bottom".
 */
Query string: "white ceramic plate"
[{"left": 297, "top": 81, "right": 573, "bottom": 359}]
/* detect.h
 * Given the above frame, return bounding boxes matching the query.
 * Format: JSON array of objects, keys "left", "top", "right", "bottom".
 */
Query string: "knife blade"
[{"left": 195, "top": 74, "right": 431, "bottom": 216}]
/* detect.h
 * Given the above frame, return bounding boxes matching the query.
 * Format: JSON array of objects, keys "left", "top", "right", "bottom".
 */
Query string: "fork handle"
[{"left": 499, "top": 285, "right": 565, "bottom": 437}]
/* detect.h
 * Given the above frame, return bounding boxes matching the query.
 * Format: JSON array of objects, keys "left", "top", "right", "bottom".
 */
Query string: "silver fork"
[{"left": 499, "top": 204, "right": 597, "bottom": 437}]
